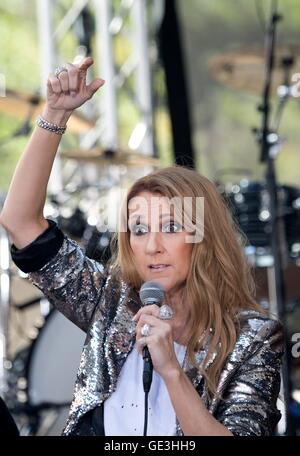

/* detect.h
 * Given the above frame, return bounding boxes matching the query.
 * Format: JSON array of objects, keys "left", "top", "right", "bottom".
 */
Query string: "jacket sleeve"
[
  {"left": 215, "top": 318, "right": 284, "bottom": 436},
  {"left": 11, "top": 220, "right": 108, "bottom": 332}
]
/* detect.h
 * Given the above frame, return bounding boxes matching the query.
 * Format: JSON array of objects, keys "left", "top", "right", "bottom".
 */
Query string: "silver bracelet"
[{"left": 37, "top": 115, "right": 67, "bottom": 135}]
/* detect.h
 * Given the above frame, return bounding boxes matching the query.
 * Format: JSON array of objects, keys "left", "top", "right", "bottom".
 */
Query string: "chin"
[
  {"left": 141, "top": 270, "right": 174, "bottom": 292},
  {"left": 149, "top": 277, "right": 173, "bottom": 292}
]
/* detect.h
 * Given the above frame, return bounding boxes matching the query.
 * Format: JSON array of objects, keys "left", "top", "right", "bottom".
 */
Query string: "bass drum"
[{"left": 26, "top": 309, "right": 86, "bottom": 435}]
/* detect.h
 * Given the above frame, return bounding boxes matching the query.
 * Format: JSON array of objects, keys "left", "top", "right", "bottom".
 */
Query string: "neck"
[
  {"left": 164, "top": 288, "right": 188, "bottom": 316},
  {"left": 164, "top": 288, "right": 191, "bottom": 346}
]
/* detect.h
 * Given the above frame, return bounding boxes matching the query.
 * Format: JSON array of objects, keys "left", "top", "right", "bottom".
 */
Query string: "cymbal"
[
  {"left": 62, "top": 148, "right": 160, "bottom": 167},
  {"left": 209, "top": 45, "right": 300, "bottom": 95},
  {"left": 0, "top": 89, "right": 94, "bottom": 133}
]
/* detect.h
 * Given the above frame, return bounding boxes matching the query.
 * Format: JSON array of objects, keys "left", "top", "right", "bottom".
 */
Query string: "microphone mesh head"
[{"left": 139, "top": 281, "right": 165, "bottom": 306}]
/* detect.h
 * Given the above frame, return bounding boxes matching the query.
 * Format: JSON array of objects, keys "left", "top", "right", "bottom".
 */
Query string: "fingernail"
[{"left": 132, "top": 314, "right": 137, "bottom": 321}]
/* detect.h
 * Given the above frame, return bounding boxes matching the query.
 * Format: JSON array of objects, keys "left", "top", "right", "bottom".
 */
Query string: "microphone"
[{"left": 139, "top": 281, "right": 165, "bottom": 393}]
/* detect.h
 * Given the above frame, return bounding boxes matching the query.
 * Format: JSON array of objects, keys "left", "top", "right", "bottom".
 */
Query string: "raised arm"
[{"left": 0, "top": 57, "right": 104, "bottom": 248}]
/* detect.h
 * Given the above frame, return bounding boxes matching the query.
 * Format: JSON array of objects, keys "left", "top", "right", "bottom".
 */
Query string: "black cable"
[
  {"left": 143, "top": 392, "right": 149, "bottom": 437},
  {"left": 142, "top": 344, "right": 153, "bottom": 436}
]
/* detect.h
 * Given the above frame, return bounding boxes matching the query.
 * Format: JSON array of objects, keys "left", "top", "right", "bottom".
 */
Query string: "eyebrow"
[{"left": 128, "top": 213, "right": 175, "bottom": 222}]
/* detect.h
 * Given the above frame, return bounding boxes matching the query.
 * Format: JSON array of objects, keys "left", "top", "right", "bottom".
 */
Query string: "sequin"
[{"left": 28, "top": 236, "right": 284, "bottom": 436}]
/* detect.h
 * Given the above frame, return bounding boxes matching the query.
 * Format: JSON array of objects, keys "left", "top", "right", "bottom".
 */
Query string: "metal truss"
[{"left": 36, "top": 0, "right": 163, "bottom": 182}]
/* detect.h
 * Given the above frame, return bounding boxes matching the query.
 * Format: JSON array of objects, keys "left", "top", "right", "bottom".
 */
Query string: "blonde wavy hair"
[{"left": 108, "top": 165, "right": 263, "bottom": 398}]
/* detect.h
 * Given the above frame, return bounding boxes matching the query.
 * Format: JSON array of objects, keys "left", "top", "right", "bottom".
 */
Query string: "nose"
[{"left": 145, "top": 231, "right": 163, "bottom": 254}]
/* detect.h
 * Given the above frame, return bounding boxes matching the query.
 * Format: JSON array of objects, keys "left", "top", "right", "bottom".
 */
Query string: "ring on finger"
[
  {"left": 159, "top": 304, "right": 173, "bottom": 320},
  {"left": 54, "top": 66, "right": 68, "bottom": 78},
  {"left": 141, "top": 323, "right": 151, "bottom": 337}
]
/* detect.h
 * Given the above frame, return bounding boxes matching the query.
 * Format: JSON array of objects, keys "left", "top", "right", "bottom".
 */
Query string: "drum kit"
[
  {"left": 217, "top": 179, "right": 300, "bottom": 264},
  {"left": 1, "top": 36, "right": 300, "bottom": 434}
]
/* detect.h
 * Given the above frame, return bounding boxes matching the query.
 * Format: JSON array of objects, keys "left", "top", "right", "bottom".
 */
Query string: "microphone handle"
[{"left": 142, "top": 346, "right": 153, "bottom": 393}]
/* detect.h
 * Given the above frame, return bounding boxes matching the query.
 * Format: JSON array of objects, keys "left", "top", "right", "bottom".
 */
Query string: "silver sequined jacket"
[{"left": 28, "top": 236, "right": 284, "bottom": 436}]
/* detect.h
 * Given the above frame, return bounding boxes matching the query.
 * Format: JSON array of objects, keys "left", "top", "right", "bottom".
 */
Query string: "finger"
[
  {"left": 65, "top": 63, "right": 78, "bottom": 95},
  {"left": 136, "top": 343, "right": 143, "bottom": 355},
  {"left": 136, "top": 337, "right": 148, "bottom": 353},
  {"left": 137, "top": 336, "right": 148, "bottom": 346},
  {"left": 77, "top": 57, "right": 98, "bottom": 92},
  {"left": 78, "top": 56, "right": 94, "bottom": 72},
  {"left": 57, "top": 71, "right": 69, "bottom": 94},
  {"left": 132, "top": 304, "right": 160, "bottom": 321},
  {"left": 138, "top": 314, "right": 160, "bottom": 326},
  {"left": 136, "top": 315, "right": 167, "bottom": 337},
  {"left": 85, "top": 78, "right": 105, "bottom": 99},
  {"left": 48, "top": 74, "right": 62, "bottom": 94},
  {"left": 137, "top": 320, "right": 171, "bottom": 342},
  {"left": 47, "top": 78, "right": 55, "bottom": 96},
  {"left": 137, "top": 332, "right": 165, "bottom": 352},
  {"left": 138, "top": 322, "right": 153, "bottom": 339}
]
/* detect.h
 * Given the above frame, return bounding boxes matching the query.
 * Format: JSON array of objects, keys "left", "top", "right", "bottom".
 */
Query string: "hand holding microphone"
[{"left": 133, "top": 281, "right": 178, "bottom": 392}]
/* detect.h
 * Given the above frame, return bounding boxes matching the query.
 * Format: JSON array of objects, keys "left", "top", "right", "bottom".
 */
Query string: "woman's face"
[{"left": 129, "top": 191, "right": 193, "bottom": 296}]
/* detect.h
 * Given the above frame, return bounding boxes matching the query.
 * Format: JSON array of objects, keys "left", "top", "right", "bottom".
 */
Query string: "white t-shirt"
[{"left": 104, "top": 341, "right": 187, "bottom": 436}]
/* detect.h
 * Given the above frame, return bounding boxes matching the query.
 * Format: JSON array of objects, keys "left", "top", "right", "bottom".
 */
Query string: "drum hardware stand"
[
  {"left": 0, "top": 224, "right": 11, "bottom": 398},
  {"left": 273, "top": 55, "right": 294, "bottom": 132},
  {"left": 253, "top": 0, "right": 294, "bottom": 435}
]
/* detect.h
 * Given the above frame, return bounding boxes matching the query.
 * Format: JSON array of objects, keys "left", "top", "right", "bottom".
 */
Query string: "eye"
[
  {"left": 162, "top": 222, "right": 182, "bottom": 233},
  {"left": 131, "top": 224, "right": 148, "bottom": 236}
]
